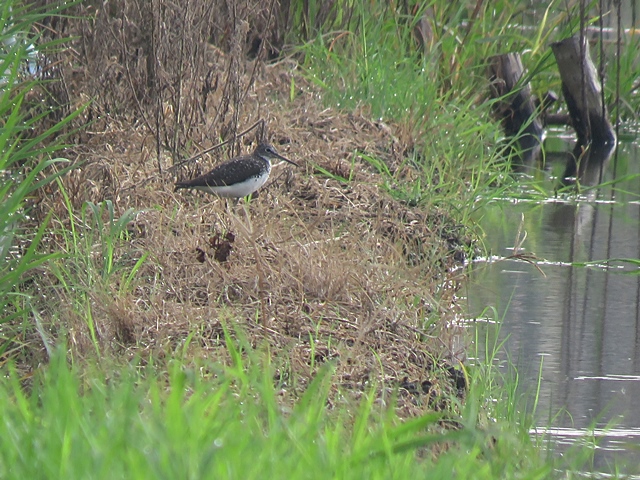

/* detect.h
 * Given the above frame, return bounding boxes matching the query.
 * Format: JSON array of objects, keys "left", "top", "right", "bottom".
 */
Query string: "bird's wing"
[{"left": 177, "top": 156, "right": 264, "bottom": 188}]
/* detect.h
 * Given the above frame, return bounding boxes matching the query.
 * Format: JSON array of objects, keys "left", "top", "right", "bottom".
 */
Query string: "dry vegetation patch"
[{"left": 22, "top": 5, "right": 473, "bottom": 415}]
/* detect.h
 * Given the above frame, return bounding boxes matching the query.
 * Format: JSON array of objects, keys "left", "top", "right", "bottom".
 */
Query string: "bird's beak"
[{"left": 275, "top": 152, "right": 299, "bottom": 167}]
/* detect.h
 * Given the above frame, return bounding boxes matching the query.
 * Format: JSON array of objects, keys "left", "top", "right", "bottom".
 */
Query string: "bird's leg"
[
  {"left": 223, "top": 198, "right": 240, "bottom": 216},
  {"left": 232, "top": 196, "right": 250, "bottom": 215}
]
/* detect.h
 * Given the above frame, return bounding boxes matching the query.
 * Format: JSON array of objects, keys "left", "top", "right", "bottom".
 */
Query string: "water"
[{"left": 466, "top": 137, "right": 640, "bottom": 474}]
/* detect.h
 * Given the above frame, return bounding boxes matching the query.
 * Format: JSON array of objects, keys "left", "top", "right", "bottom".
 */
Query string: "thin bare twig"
[{"left": 167, "top": 120, "right": 265, "bottom": 173}]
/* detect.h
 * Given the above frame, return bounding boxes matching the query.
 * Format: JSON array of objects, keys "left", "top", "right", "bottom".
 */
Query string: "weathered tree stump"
[
  {"left": 550, "top": 36, "right": 616, "bottom": 148},
  {"left": 487, "top": 53, "right": 544, "bottom": 160}
]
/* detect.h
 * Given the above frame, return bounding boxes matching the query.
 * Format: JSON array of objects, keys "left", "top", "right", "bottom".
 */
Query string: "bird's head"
[{"left": 255, "top": 143, "right": 298, "bottom": 166}]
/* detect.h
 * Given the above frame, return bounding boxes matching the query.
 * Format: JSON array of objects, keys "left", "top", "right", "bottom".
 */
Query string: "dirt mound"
[{"left": 29, "top": 50, "right": 472, "bottom": 416}]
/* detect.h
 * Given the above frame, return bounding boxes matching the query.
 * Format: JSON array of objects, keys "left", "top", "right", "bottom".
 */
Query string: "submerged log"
[
  {"left": 550, "top": 36, "right": 616, "bottom": 148},
  {"left": 487, "top": 53, "right": 544, "bottom": 159}
]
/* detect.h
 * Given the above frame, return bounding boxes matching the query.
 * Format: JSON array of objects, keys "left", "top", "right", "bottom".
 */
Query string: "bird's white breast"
[{"left": 193, "top": 170, "right": 270, "bottom": 198}]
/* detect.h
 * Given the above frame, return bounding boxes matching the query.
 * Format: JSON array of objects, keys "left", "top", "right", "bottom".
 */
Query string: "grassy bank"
[
  {"left": 0, "top": 342, "right": 559, "bottom": 479},
  {"left": 3, "top": 0, "right": 638, "bottom": 477}
]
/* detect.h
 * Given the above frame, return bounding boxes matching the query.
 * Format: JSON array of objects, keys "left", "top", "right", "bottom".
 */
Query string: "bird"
[{"left": 174, "top": 143, "right": 298, "bottom": 198}]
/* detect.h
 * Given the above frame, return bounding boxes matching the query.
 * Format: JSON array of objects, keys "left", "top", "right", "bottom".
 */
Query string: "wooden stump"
[
  {"left": 550, "top": 36, "right": 616, "bottom": 148},
  {"left": 487, "top": 53, "right": 544, "bottom": 159}
]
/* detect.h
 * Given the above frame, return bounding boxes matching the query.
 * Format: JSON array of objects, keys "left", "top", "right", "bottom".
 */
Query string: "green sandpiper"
[{"left": 174, "top": 143, "right": 298, "bottom": 198}]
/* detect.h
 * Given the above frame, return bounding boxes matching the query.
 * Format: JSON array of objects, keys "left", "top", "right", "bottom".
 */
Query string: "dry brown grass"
[{"left": 19, "top": 5, "right": 473, "bottom": 416}]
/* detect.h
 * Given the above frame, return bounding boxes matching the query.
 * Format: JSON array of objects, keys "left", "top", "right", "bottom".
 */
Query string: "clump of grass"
[
  {"left": 0, "top": 324, "right": 595, "bottom": 479},
  {"left": 294, "top": 2, "right": 519, "bottom": 210},
  {"left": 295, "top": 1, "right": 639, "bottom": 207},
  {"left": 0, "top": 0, "right": 81, "bottom": 359},
  {"left": 44, "top": 195, "right": 146, "bottom": 358}
]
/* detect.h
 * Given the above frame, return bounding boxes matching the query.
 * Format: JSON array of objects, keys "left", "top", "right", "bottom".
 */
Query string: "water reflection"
[{"left": 467, "top": 139, "right": 640, "bottom": 474}]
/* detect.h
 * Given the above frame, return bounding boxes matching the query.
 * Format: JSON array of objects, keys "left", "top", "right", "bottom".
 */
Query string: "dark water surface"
[{"left": 466, "top": 137, "right": 640, "bottom": 474}]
